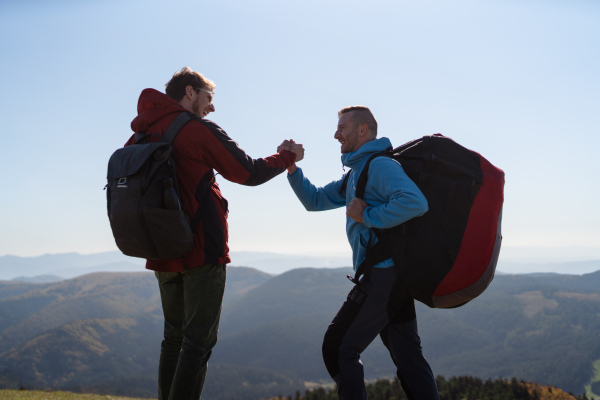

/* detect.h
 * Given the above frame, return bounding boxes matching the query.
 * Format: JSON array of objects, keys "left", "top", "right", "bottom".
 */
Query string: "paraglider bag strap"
[
  {"left": 346, "top": 149, "right": 406, "bottom": 285},
  {"left": 347, "top": 225, "right": 406, "bottom": 285}
]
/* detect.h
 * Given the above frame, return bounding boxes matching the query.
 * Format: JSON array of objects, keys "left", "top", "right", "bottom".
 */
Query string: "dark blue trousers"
[{"left": 322, "top": 267, "right": 439, "bottom": 400}]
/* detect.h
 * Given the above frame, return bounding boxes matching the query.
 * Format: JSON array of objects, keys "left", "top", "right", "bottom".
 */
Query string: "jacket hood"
[
  {"left": 341, "top": 137, "right": 393, "bottom": 169},
  {"left": 130, "top": 88, "right": 185, "bottom": 133}
]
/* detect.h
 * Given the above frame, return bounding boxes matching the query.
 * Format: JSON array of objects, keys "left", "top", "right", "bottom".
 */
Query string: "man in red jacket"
[{"left": 127, "top": 67, "right": 304, "bottom": 400}]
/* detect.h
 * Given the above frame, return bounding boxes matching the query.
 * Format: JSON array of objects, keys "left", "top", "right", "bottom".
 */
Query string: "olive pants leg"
[{"left": 156, "top": 264, "right": 226, "bottom": 400}]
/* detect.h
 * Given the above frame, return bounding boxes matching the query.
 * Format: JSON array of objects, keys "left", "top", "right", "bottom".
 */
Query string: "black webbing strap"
[
  {"left": 163, "top": 112, "right": 194, "bottom": 143},
  {"left": 133, "top": 111, "right": 194, "bottom": 144},
  {"left": 134, "top": 132, "right": 146, "bottom": 143},
  {"left": 135, "top": 111, "right": 197, "bottom": 236},
  {"left": 339, "top": 171, "right": 352, "bottom": 195},
  {"left": 348, "top": 224, "right": 407, "bottom": 285},
  {"left": 190, "top": 170, "right": 217, "bottom": 234},
  {"left": 340, "top": 146, "right": 394, "bottom": 197},
  {"left": 348, "top": 229, "right": 394, "bottom": 284},
  {"left": 355, "top": 149, "right": 390, "bottom": 199},
  {"left": 346, "top": 147, "right": 394, "bottom": 285}
]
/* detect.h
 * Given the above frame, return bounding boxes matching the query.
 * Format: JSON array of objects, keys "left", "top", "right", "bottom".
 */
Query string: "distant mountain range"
[
  {"left": 0, "top": 250, "right": 352, "bottom": 280},
  {"left": 1, "top": 248, "right": 600, "bottom": 280},
  {"left": 0, "top": 252, "right": 145, "bottom": 280},
  {"left": 498, "top": 259, "right": 600, "bottom": 275},
  {"left": 0, "top": 267, "right": 599, "bottom": 399}
]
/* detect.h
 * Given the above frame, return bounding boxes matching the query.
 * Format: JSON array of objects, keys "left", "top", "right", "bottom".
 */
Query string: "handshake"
[{"left": 278, "top": 139, "right": 305, "bottom": 163}]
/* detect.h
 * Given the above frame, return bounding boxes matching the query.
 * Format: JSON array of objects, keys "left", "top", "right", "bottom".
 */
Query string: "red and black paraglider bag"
[{"left": 354, "top": 134, "right": 505, "bottom": 309}]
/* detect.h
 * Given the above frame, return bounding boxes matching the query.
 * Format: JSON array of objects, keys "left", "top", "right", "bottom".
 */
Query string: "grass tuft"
[{"left": 0, "top": 389, "right": 155, "bottom": 400}]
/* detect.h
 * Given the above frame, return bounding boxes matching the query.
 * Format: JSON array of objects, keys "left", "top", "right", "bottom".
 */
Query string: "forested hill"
[
  {"left": 273, "top": 376, "right": 585, "bottom": 400},
  {"left": 0, "top": 267, "right": 599, "bottom": 399}
]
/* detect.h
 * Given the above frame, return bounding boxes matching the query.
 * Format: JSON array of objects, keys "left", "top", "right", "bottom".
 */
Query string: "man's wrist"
[{"left": 279, "top": 149, "right": 296, "bottom": 163}]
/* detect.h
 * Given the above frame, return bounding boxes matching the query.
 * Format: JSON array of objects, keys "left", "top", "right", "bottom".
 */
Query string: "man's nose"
[{"left": 209, "top": 104, "right": 215, "bottom": 112}]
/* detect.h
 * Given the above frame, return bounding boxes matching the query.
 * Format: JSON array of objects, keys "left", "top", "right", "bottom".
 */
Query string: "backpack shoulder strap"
[
  {"left": 163, "top": 112, "right": 194, "bottom": 144},
  {"left": 339, "top": 171, "right": 352, "bottom": 195},
  {"left": 355, "top": 147, "right": 393, "bottom": 199},
  {"left": 133, "top": 112, "right": 194, "bottom": 144},
  {"left": 346, "top": 146, "right": 395, "bottom": 285},
  {"left": 134, "top": 132, "right": 145, "bottom": 142}
]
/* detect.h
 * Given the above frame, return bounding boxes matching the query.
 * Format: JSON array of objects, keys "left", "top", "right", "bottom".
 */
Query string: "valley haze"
[{"left": 1, "top": 246, "right": 600, "bottom": 280}]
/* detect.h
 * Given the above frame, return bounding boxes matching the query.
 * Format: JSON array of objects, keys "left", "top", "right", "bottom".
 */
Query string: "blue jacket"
[{"left": 288, "top": 137, "right": 428, "bottom": 271}]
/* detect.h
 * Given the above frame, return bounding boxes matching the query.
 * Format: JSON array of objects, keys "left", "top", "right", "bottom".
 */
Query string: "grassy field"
[{"left": 0, "top": 390, "right": 155, "bottom": 400}]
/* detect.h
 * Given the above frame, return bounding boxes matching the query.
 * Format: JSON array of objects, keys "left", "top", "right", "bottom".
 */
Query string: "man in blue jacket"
[{"left": 285, "top": 106, "right": 440, "bottom": 400}]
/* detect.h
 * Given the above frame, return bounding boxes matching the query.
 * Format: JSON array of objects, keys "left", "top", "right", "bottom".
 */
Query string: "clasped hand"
[{"left": 278, "top": 139, "right": 305, "bottom": 162}]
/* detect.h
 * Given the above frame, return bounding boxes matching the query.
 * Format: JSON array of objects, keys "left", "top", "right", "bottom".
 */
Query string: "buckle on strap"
[{"left": 347, "top": 286, "right": 367, "bottom": 304}]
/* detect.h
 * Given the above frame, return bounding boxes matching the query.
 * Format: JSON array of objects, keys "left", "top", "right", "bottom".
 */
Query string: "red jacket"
[{"left": 127, "top": 89, "right": 296, "bottom": 272}]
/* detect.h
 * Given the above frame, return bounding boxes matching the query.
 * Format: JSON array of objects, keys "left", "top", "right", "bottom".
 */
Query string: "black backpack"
[
  {"left": 106, "top": 112, "right": 195, "bottom": 260},
  {"left": 346, "top": 134, "right": 504, "bottom": 308}
]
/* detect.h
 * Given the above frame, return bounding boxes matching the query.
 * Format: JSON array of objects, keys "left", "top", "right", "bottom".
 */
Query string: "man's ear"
[
  {"left": 185, "top": 85, "right": 195, "bottom": 99},
  {"left": 358, "top": 123, "right": 370, "bottom": 138}
]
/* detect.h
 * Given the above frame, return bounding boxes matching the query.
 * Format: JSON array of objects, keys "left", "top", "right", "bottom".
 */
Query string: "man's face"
[
  {"left": 191, "top": 88, "right": 215, "bottom": 118},
  {"left": 334, "top": 112, "right": 360, "bottom": 153}
]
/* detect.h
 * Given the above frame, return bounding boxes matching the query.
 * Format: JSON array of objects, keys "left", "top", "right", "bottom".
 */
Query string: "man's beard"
[{"left": 192, "top": 97, "right": 203, "bottom": 117}]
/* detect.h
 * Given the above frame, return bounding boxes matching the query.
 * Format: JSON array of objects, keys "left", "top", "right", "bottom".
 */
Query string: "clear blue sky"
[{"left": 1, "top": 0, "right": 599, "bottom": 266}]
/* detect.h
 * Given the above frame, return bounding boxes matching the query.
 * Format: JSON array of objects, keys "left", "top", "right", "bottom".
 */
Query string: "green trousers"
[{"left": 155, "top": 264, "right": 226, "bottom": 400}]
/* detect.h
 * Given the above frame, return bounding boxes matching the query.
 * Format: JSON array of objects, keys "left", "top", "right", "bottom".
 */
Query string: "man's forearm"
[{"left": 287, "top": 168, "right": 345, "bottom": 211}]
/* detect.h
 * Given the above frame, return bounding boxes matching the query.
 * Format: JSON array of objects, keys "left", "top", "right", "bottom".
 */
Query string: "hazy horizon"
[
  {"left": 3, "top": 244, "right": 600, "bottom": 262},
  {"left": 1, "top": 246, "right": 600, "bottom": 277}
]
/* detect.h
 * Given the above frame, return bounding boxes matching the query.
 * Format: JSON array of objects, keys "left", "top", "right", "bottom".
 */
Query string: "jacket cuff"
[{"left": 279, "top": 149, "right": 297, "bottom": 167}]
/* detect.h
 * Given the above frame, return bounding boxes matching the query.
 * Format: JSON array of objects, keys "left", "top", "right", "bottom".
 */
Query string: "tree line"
[{"left": 262, "top": 376, "right": 596, "bottom": 400}]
